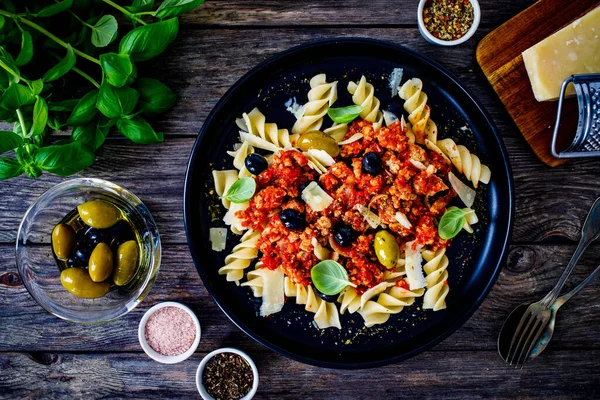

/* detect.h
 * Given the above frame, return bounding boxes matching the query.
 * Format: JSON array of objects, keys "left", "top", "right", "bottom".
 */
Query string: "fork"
[{"left": 505, "top": 197, "right": 600, "bottom": 368}]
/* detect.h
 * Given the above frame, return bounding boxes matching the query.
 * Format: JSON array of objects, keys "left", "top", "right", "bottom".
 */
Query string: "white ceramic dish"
[
  {"left": 196, "top": 347, "right": 259, "bottom": 400},
  {"left": 138, "top": 301, "right": 201, "bottom": 364},
  {"left": 417, "top": 0, "right": 481, "bottom": 46}
]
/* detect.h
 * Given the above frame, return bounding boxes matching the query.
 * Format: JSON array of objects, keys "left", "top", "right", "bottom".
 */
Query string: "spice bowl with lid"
[
  {"left": 138, "top": 302, "right": 201, "bottom": 364},
  {"left": 417, "top": 0, "right": 481, "bottom": 46},
  {"left": 196, "top": 348, "right": 259, "bottom": 400}
]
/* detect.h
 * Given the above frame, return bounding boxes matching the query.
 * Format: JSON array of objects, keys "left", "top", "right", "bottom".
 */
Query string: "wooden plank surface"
[
  {"left": 1, "top": 0, "right": 600, "bottom": 398},
  {"left": 476, "top": 0, "right": 600, "bottom": 166}
]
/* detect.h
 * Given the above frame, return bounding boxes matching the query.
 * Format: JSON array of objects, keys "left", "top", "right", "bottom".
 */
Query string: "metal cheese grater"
[{"left": 551, "top": 74, "right": 600, "bottom": 158}]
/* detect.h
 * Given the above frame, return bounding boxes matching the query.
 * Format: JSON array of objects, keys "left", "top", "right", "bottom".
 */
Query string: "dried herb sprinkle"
[
  {"left": 203, "top": 353, "right": 253, "bottom": 400},
  {"left": 423, "top": 0, "right": 474, "bottom": 41}
]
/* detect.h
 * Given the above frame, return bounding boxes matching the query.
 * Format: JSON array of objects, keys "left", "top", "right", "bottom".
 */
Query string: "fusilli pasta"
[
  {"left": 284, "top": 278, "right": 341, "bottom": 329},
  {"left": 212, "top": 169, "right": 239, "bottom": 209},
  {"left": 347, "top": 76, "right": 383, "bottom": 130},
  {"left": 292, "top": 74, "right": 338, "bottom": 135},
  {"left": 218, "top": 229, "right": 259, "bottom": 283},
  {"left": 227, "top": 141, "right": 254, "bottom": 178},
  {"left": 241, "top": 262, "right": 263, "bottom": 297},
  {"left": 236, "top": 108, "right": 292, "bottom": 152},
  {"left": 422, "top": 249, "right": 449, "bottom": 311}
]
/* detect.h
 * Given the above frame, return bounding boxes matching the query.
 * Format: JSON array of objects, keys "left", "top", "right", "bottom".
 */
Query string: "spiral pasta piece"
[
  {"left": 422, "top": 248, "right": 449, "bottom": 311},
  {"left": 337, "top": 286, "right": 361, "bottom": 315},
  {"left": 358, "top": 284, "right": 425, "bottom": 327},
  {"left": 323, "top": 123, "right": 348, "bottom": 142},
  {"left": 212, "top": 169, "right": 239, "bottom": 209},
  {"left": 292, "top": 74, "right": 338, "bottom": 135},
  {"left": 284, "top": 278, "right": 340, "bottom": 329},
  {"left": 236, "top": 107, "right": 292, "bottom": 152},
  {"left": 398, "top": 78, "right": 438, "bottom": 144},
  {"left": 347, "top": 76, "right": 383, "bottom": 130},
  {"left": 218, "top": 229, "right": 259, "bottom": 283},
  {"left": 241, "top": 262, "right": 263, "bottom": 297},
  {"left": 227, "top": 141, "right": 254, "bottom": 178}
]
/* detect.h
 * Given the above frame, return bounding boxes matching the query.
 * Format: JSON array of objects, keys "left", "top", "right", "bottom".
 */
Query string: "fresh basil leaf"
[
  {"left": 49, "top": 98, "right": 80, "bottom": 112},
  {"left": 30, "top": 97, "right": 48, "bottom": 136},
  {"left": 154, "top": 0, "right": 204, "bottom": 19},
  {"left": 0, "top": 15, "right": 5, "bottom": 31},
  {"left": 0, "top": 131, "right": 23, "bottom": 154},
  {"left": 48, "top": 114, "right": 66, "bottom": 131},
  {"left": 116, "top": 116, "right": 164, "bottom": 144},
  {"left": 15, "top": 144, "right": 42, "bottom": 178},
  {"left": 438, "top": 208, "right": 468, "bottom": 240},
  {"left": 311, "top": 260, "right": 353, "bottom": 295},
  {"left": 327, "top": 105, "right": 364, "bottom": 124},
  {"left": 14, "top": 31, "right": 33, "bottom": 66},
  {"left": 0, "top": 56, "right": 20, "bottom": 84},
  {"left": 100, "top": 53, "right": 135, "bottom": 88},
  {"left": 43, "top": 45, "right": 75, "bottom": 82},
  {"left": 119, "top": 18, "right": 179, "bottom": 62},
  {"left": 126, "top": 0, "right": 155, "bottom": 13},
  {"left": 29, "top": 79, "right": 44, "bottom": 96},
  {"left": 96, "top": 83, "right": 139, "bottom": 119},
  {"left": 90, "top": 15, "right": 118, "bottom": 48},
  {"left": 34, "top": 141, "right": 94, "bottom": 176},
  {"left": 1, "top": 83, "right": 35, "bottom": 109},
  {"left": 0, "top": 157, "right": 22, "bottom": 179},
  {"left": 223, "top": 177, "right": 256, "bottom": 204},
  {"left": 34, "top": 0, "right": 73, "bottom": 17},
  {"left": 135, "top": 78, "right": 176, "bottom": 114},
  {"left": 72, "top": 119, "right": 109, "bottom": 150},
  {"left": 66, "top": 90, "right": 98, "bottom": 125}
]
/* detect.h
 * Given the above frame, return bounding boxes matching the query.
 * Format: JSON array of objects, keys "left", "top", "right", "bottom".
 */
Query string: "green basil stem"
[
  {"left": 16, "top": 109, "right": 28, "bottom": 138},
  {"left": 0, "top": 58, "right": 25, "bottom": 82},
  {"left": 0, "top": 9, "right": 100, "bottom": 65},
  {"left": 72, "top": 66, "right": 101, "bottom": 88},
  {"left": 102, "top": 0, "right": 147, "bottom": 25}
]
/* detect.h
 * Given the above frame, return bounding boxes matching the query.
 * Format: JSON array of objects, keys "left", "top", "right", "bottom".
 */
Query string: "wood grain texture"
[
  {"left": 1, "top": 350, "right": 599, "bottom": 399},
  {"left": 476, "top": 0, "right": 600, "bottom": 166},
  {"left": 1, "top": 137, "right": 600, "bottom": 245},
  {"left": 2, "top": 243, "right": 600, "bottom": 352}
]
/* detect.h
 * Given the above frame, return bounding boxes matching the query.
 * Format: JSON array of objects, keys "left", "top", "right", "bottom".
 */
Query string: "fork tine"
[
  {"left": 506, "top": 309, "right": 532, "bottom": 363},
  {"left": 517, "top": 318, "right": 547, "bottom": 368},
  {"left": 513, "top": 316, "right": 542, "bottom": 368},
  {"left": 507, "top": 311, "right": 536, "bottom": 366}
]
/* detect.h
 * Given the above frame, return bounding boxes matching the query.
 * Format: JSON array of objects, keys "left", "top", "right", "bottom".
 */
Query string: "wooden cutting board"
[{"left": 476, "top": 0, "right": 600, "bottom": 167}]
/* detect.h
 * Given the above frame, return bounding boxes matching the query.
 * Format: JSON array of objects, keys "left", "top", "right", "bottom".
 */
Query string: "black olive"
[
  {"left": 244, "top": 153, "right": 268, "bottom": 175},
  {"left": 109, "top": 220, "right": 136, "bottom": 248},
  {"left": 68, "top": 245, "right": 92, "bottom": 267},
  {"left": 280, "top": 209, "right": 306, "bottom": 231},
  {"left": 77, "top": 226, "right": 109, "bottom": 248},
  {"left": 362, "top": 152, "right": 382, "bottom": 175},
  {"left": 333, "top": 224, "right": 356, "bottom": 247},
  {"left": 314, "top": 286, "right": 338, "bottom": 302}
]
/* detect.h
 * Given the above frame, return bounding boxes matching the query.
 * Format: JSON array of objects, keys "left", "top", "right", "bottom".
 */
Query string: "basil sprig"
[
  {"left": 224, "top": 177, "right": 256, "bottom": 204},
  {"left": 438, "top": 208, "right": 472, "bottom": 240},
  {"left": 0, "top": 0, "right": 203, "bottom": 180},
  {"left": 327, "top": 105, "right": 364, "bottom": 124},
  {"left": 311, "top": 260, "right": 356, "bottom": 296}
]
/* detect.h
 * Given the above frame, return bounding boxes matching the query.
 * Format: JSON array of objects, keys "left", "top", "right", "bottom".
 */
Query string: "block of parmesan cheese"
[{"left": 522, "top": 6, "right": 600, "bottom": 101}]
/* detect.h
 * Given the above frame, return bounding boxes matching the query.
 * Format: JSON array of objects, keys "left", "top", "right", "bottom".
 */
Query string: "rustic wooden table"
[{"left": 1, "top": 1, "right": 600, "bottom": 398}]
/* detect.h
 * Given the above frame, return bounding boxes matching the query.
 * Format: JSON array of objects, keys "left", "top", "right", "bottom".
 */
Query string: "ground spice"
[
  {"left": 423, "top": 0, "right": 474, "bottom": 41},
  {"left": 145, "top": 306, "right": 196, "bottom": 356},
  {"left": 202, "top": 353, "right": 253, "bottom": 400}
]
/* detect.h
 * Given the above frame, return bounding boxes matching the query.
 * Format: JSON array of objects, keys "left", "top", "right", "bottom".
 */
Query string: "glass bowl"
[{"left": 16, "top": 178, "right": 161, "bottom": 323}]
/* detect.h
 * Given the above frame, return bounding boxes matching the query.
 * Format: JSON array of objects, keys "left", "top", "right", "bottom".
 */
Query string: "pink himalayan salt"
[{"left": 145, "top": 306, "right": 196, "bottom": 356}]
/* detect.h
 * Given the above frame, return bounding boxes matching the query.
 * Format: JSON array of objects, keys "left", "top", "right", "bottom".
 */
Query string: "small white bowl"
[
  {"left": 196, "top": 348, "right": 259, "bottom": 400},
  {"left": 138, "top": 302, "right": 201, "bottom": 364},
  {"left": 417, "top": 0, "right": 481, "bottom": 46}
]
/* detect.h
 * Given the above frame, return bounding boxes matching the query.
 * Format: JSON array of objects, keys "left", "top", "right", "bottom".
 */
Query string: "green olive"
[
  {"left": 374, "top": 230, "right": 400, "bottom": 269},
  {"left": 297, "top": 130, "right": 340, "bottom": 157},
  {"left": 77, "top": 200, "right": 121, "bottom": 229},
  {"left": 51, "top": 223, "right": 76, "bottom": 260},
  {"left": 60, "top": 268, "right": 110, "bottom": 299},
  {"left": 89, "top": 242, "right": 114, "bottom": 282},
  {"left": 112, "top": 240, "right": 139, "bottom": 286}
]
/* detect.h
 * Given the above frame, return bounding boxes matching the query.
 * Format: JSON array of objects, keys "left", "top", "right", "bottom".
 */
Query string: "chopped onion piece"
[
  {"left": 260, "top": 267, "right": 285, "bottom": 316},
  {"left": 410, "top": 159, "right": 426, "bottom": 170},
  {"left": 404, "top": 241, "right": 426, "bottom": 290},
  {"left": 383, "top": 110, "right": 399, "bottom": 127},
  {"left": 355, "top": 204, "right": 381, "bottom": 229},
  {"left": 449, "top": 172, "right": 476, "bottom": 208},
  {"left": 209, "top": 228, "right": 228, "bottom": 251},
  {"left": 301, "top": 181, "right": 333, "bottom": 212},
  {"left": 394, "top": 212, "right": 412, "bottom": 229},
  {"left": 389, "top": 68, "right": 404, "bottom": 97},
  {"left": 337, "top": 133, "right": 363, "bottom": 145}
]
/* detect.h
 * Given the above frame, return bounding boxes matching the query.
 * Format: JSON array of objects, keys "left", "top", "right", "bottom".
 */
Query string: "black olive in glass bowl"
[
  {"left": 280, "top": 209, "right": 306, "bottom": 231},
  {"left": 109, "top": 220, "right": 136, "bottom": 248},
  {"left": 333, "top": 224, "right": 357, "bottom": 247},
  {"left": 67, "top": 245, "right": 92, "bottom": 268},
  {"left": 244, "top": 153, "right": 269, "bottom": 175},
  {"left": 362, "top": 152, "right": 382, "bottom": 175},
  {"left": 77, "top": 226, "right": 109, "bottom": 248},
  {"left": 314, "top": 286, "right": 338, "bottom": 303}
]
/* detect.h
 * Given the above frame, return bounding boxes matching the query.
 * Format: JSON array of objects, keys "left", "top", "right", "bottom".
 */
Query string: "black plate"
[{"left": 184, "top": 38, "right": 514, "bottom": 368}]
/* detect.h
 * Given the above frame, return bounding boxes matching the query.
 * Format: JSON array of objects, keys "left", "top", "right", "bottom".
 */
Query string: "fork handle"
[
  {"left": 558, "top": 263, "right": 600, "bottom": 304},
  {"left": 542, "top": 197, "right": 600, "bottom": 307}
]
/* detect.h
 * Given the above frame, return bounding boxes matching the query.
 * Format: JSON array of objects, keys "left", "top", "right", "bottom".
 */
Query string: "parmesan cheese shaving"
[
  {"left": 449, "top": 171, "right": 476, "bottom": 208},
  {"left": 355, "top": 204, "right": 381, "bottom": 229},
  {"left": 301, "top": 181, "right": 333, "bottom": 212},
  {"left": 260, "top": 267, "right": 285, "bottom": 316},
  {"left": 337, "top": 133, "right": 363, "bottom": 145},
  {"left": 209, "top": 228, "right": 228, "bottom": 251},
  {"left": 394, "top": 212, "right": 412, "bottom": 229},
  {"left": 383, "top": 110, "right": 399, "bottom": 127},
  {"left": 405, "top": 241, "right": 426, "bottom": 290}
]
